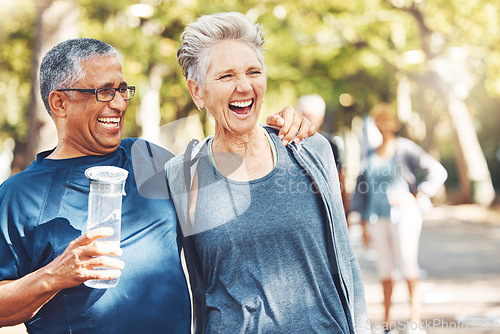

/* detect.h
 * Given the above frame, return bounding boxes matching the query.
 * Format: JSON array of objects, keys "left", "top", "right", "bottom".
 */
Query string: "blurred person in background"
[
  {"left": 168, "top": 12, "right": 370, "bottom": 334},
  {"left": 0, "top": 37, "right": 312, "bottom": 333},
  {"left": 351, "top": 102, "right": 447, "bottom": 333},
  {"left": 297, "top": 94, "right": 350, "bottom": 225}
]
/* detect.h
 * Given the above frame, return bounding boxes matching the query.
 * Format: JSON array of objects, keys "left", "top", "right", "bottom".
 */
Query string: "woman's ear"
[
  {"left": 48, "top": 91, "right": 67, "bottom": 118},
  {"left": 187, "top": 79, "right": 205, "bottom": 111}
]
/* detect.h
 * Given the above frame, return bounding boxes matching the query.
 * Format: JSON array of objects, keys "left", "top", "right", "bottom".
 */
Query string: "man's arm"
[
  {"left": 266, "top": 106, "right": 319, "bottom": 145},
  {"left": 0, "top": 227, "right": 124, "bottom": 326}
]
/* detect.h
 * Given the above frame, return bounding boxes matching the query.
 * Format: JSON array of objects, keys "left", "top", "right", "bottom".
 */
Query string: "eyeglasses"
[{"left": 56, "top": 86, "right": 136, "bottom": 102}]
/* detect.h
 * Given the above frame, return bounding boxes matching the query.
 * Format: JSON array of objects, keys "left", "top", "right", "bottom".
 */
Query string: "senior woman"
[
  {"left": 352, "top": 103, "right": 447, "bottom": 332},
  {"left": 167, "top": 12, "right": 369, "bottom": 334}
]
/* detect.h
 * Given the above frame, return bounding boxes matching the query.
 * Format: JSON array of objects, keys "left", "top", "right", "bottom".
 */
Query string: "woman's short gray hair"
[
  {"left": 39, "top": 38, "right": 119, "bottom": 116},
  {"left": 177, "top": 12, "right": 265, "bottom": 87}
]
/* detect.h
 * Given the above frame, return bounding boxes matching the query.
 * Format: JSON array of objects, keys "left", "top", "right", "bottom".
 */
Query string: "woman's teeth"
[
  {"left": 230, "top": 100, "right": 252, "bottom": 108},
  {"left": 229, "top": 100, "right": 253, "bottom": 114}
]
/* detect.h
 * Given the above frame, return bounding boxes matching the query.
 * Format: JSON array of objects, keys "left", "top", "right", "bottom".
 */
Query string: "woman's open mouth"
[{"left": 229, "top": 99, "right": 253, "bottom": 116}]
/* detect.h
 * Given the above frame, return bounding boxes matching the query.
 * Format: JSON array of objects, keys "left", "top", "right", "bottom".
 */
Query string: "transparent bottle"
[{"left": 84, "top": 166, "right": 128, "bottom": 289}]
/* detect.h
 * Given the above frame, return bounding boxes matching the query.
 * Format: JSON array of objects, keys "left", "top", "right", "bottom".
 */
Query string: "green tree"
[
  {"left": 0, "top": 0, "right": 36, "bottom": 174},
  {"left": 1, "top": 0, "right": 499, "bottom": 205}
]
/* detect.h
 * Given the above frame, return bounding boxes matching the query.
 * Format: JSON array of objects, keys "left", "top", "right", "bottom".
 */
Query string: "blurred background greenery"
[{"left": 0, "top": 0, "right": 499, "bottom": 206}]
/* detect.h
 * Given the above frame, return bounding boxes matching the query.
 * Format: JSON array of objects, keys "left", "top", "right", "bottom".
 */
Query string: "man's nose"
[{"left": 108, "top": 91, "right": 127, "bottom": 112}]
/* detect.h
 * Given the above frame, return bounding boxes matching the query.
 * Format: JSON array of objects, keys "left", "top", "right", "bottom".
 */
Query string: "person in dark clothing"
[{"left": 297, "top": 94, "right": 350, "bottom": 225}]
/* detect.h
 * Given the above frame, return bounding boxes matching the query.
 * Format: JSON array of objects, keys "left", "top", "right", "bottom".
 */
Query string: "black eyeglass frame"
[{"left": 56, "top": 86, "right": 136, "bottom": 102}]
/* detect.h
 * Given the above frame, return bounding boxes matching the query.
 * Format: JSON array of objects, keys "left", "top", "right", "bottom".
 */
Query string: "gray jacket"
[{"left": 166, "top": 128, "right": 370, "bottom": 334}]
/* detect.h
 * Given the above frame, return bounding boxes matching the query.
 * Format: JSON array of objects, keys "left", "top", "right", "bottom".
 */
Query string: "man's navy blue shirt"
[{"left": 0, "top": 138, "right": 190, "bottom": 333}]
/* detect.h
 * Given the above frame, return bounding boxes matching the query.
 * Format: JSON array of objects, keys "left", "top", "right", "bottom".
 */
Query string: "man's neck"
[{"left": 45, "top": 144, "right": 116, "bottom": 160}]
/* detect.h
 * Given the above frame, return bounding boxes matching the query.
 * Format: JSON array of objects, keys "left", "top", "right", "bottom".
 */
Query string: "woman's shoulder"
[
  {"left": 305, "top": 131, "right": 331, "bottom": 147},
  {"left": 396, "top": 136, "right": 422, "bottom": 150},
  {"left": 165, "top": 137, "right": 212, "bottom": 175},
  {"left": 396, "top": 137, "right": 426, "bottom": 158},
  {"left": 263, "top": 125, "right": 332, "bottom": 154},
  {"left": 299, "top": 132, "right": 335, "bottom": 159}
]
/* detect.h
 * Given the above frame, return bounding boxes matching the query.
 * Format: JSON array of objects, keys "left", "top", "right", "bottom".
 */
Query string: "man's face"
[{"left": 59, "top": 56, "right": 129, "bottom": 156}]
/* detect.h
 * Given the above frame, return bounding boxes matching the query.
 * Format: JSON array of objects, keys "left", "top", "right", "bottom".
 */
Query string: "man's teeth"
[
  {"left": 98, "top": 117, "right": 120, "bottom": 128},
  {"left": 230, "top": 100, "right": 252, "bottom": 108}
]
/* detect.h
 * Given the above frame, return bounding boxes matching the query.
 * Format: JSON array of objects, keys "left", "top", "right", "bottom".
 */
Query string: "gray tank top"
[{"left": 189, "top": 129, "right": 350, "bottom": 333}]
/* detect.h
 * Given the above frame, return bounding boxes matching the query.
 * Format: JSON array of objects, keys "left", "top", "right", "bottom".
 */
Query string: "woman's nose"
[{"left": 236, "top": 77, "right": 252, "bottom": 92}]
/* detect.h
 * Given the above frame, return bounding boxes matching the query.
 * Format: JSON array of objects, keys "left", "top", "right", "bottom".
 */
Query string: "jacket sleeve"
[
  {"left": 294, "top": 134, "right": 371, "bottom": 334},
  {"left": 319, "top": 142, "right": 371, "bottom": 334},
  {"left": 323, "top": 140, "right": 371, "bottom": 334},
  {"left": 399, "top": 138, "right": 448, "bottom": 198}
]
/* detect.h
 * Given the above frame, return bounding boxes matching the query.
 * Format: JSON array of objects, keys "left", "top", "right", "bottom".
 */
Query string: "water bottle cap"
[{"left": 85, "top": 166, "right": 129, "bottom": 195}]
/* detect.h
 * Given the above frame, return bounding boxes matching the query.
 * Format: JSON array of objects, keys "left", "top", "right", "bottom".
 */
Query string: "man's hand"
[
  {"left": 0, "top": 227, "right": 124, "bottom": 326},
  {"left": 46, "top": 227, "right": 124, "bottom": 290},
  {"left": 266, "top": 106, "right": 319, "bottom": 146}
]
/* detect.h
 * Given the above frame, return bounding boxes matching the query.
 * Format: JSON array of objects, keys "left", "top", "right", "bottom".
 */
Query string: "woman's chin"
[
  {"left": 226, "top": 122, "right": 259, "bottom": 137},
  {"left": 226, "top": 111, "right": 259, "bottom": 132}
]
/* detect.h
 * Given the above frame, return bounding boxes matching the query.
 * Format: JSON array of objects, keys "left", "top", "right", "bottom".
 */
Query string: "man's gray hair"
[
  {"left": 296, "top": 94, "right": 326, "bottom": 118},
  {"left": 39, "top": 38, "right": 119, "bottom": 116},
  {"left": 177, "top": 12, "right": 266, "bottom": 88}
]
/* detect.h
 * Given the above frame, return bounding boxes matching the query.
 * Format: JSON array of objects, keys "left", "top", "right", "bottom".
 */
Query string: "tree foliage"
[
  {"left": 1, "top": 0, "right": 499, "bottom": 193},
  {"left": 0, "top": 0, "right": 36, "bottom": 146}
]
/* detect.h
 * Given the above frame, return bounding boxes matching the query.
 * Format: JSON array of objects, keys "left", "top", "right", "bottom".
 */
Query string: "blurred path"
[{"left": 353, "top": 204, "right": 500, "bottom": 334}]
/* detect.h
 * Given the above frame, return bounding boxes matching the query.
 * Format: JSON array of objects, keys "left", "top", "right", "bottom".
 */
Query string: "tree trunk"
[
  {"left": 12, "top": 0, "right": 79, "bottom": 172},
  {"left": 405, "top": 2, "right": 494, "bottom": 206},
  {"left": 446, "top": 92, "right": 495, "bottom": 206},
  {"left": 139, "top": 65, "right": 163, "bottom": 145}
]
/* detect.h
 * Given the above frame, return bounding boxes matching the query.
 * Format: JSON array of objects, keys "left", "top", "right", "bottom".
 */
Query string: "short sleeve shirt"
[{"left": 0, "top": 138, "right": 190, "bottom": 333}]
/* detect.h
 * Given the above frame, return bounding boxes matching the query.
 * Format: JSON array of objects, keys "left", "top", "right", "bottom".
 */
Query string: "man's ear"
[
  {"left": 187, "top": 79, "right": 205, "bottom": 111},
  {"left": 48, "top": 91, "right": 67, "bottom": 118}
]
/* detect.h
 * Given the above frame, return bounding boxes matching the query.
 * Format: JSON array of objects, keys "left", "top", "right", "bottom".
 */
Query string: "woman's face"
[
  {"left": 373, "top": 114, "right": 399, "bottom": 137},
  {"left": 199, "top": 39, "right": 266, "bottom": 136}
]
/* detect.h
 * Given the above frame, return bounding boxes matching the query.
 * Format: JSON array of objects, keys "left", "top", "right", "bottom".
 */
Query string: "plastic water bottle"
[{"left": 84, "top": 166, "right": 128, "bottom": 289}]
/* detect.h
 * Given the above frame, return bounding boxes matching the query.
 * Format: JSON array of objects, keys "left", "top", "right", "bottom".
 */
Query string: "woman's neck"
[
  {"left": 212, "top": 125, "right": 262, "bottom": 156},
  {"left": 211, "top": 126, "right": 274, "bottom": 181},
  {"left": 376, "top": 135, "right": 397, "bottom": 159}
]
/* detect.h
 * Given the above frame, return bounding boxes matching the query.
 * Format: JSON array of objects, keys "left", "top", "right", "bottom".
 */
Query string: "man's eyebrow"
[
  {"left": 98, "top": 81, "right": 114, "bottom": 88},
  {"left": 99, "top": 81, "right": 128, "bottom": 88}
]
